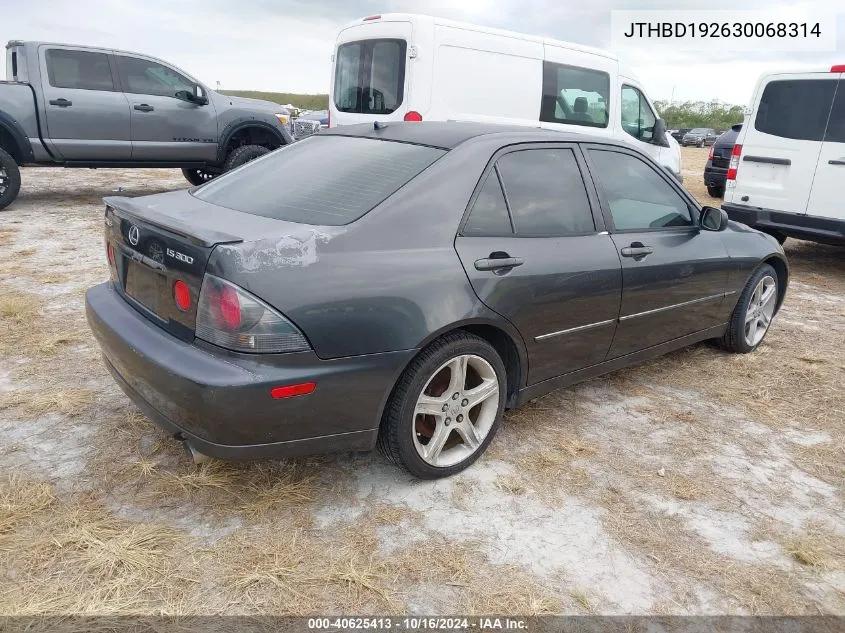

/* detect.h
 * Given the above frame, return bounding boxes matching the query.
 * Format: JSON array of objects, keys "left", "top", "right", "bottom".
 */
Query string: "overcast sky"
[{"left": 2, "top": 0, "right": 843, "bottom": 105}]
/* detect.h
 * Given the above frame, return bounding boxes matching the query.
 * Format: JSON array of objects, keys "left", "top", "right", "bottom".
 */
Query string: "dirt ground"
[{"left": 0, "top": 147, "right": 843, "bottom": 616}]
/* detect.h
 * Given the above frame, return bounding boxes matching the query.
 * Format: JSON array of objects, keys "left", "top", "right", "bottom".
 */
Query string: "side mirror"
[
  {"left": 193, "top": 84, "right": 209, "bottom": 105},
  {"left": 174, "top": 86, "right": 209, "bottom": 105},
  {"left": 701, "top": 206, "right": 729, "bottom": 231},
  {"left": 652, "top": 118, "right": 670, "bottom": 147}
]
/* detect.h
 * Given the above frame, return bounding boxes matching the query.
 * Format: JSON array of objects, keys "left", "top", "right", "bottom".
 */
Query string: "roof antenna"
[{"left": 374, "top": 121, "right": 387, "bottom": 130}]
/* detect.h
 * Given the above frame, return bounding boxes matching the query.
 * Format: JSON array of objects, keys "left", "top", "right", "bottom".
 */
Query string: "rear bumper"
[
  {"left": 704, "top": 165, "right": 727, "bottom": 187},
  {"left": 722, "top": 203, "right": 845, "bottom": 246},
  {"left": 86, "top": 282, "right": 414, "bottom": 459}
]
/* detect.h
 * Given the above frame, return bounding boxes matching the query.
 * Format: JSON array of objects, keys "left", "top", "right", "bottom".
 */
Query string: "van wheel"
[
  {"left": 707, "top": 184, "right": 725, "bottom": 198},
  {"left": 0, "top": 148, "right": 22, "bottom": 211},
  {"left": 182, "top": 167, "right": 220, "bottom": 186},
  {"left": 721, "top": 264, "right": 779, "bottom": 354},
  {"left": 378, "top": 332, "right": 507, "bottom": 479},
  {"left": 223, "top": 145, "right": 270, "bottom": 172}
]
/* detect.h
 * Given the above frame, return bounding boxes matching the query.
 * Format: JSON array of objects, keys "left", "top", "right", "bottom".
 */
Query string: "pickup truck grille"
[{"left": 292, "top": 119, "right": 321, "bottom": 140}]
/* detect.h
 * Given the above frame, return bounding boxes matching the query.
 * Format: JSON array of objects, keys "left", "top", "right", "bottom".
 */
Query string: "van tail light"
[
  {"left": 726, "top": 144, "right": 742, "bottom": 187},
  {"left": 831, "top": 64, "right": 845, "bottom": 72},
  {"left": 707, "top": 145, "right": 714, "bottom": 161},
  {"left": 404, "top": 111, "right": 423, "bottom": 122},
  {"left": 196, "top": 274, "right": 310, "bottom": 353}
]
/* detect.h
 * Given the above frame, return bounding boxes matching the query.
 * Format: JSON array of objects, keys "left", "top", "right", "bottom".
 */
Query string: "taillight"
[
  {"left": 707, "top": 145, "right": 714, "bottom": 161},
  {"left": 173, "top": 280, "right": 191, "bottom": 312},
  {"left": 196, "top": 274, "right": 310, "bottom": 353},
  {"left": 107, "top": 243, "right": 115, "bottom": 266},
  {"left": 107, "top": 243, "right": 117, "bottom": 281},
  {"left": 831, "top": 64, "right": 845, "bottom": 72},
  {"left": 404, "top": 111, "right": 423, "bottom": 122},
  {"left": 726, "top": 144, "right": 742, "bottom": 187}
]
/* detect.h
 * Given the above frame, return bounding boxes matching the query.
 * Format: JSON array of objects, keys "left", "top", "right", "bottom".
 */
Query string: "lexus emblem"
[{"left": 128, "top": 225, "right": 140, "bottom": 246}]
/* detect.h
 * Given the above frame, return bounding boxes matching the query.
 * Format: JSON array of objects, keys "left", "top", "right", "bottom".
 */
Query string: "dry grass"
[
  {"left": 0, "top": 290, "right": 41, "bottom": 324},
  {"left": 38, "top": 272, "right": 74, "bottom": 285},
  {"left": 0, "top": 473, "right": 55, "bottom": 534},
  {"left": 15, "top": 247, "right": 37, "bottom": 257},
  {"left": 0, "top": 388, "right": 95, "bottom": 417},
  {"left": 764, "top": 521, "right": 845, "bottom": 570},
  {"left": 0, "top": 228, "right": 17, "bottom": 247}
]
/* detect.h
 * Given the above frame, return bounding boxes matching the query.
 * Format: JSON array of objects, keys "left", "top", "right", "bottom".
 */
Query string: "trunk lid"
[{"left": 104, "top": 189, "right": 308, "bottom": 341}]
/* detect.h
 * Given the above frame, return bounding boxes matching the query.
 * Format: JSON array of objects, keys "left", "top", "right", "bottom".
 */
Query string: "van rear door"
[
  {"left": 331, "top": 19, "right": 412, "bottom": 126},
  {"left": 806, "top": 74, "right": 845, "bottom": 220},
  {"left": 730, "top": 73, "right": 837, "bottom": 215}
]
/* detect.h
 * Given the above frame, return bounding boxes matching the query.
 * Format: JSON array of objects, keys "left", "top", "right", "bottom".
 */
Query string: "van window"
[
  {"left": 540, "top": 62, "right": 609, "bottom": 129},
  {"left": 192, "top": 136, "right": 444, "bottom": 226},
  {"left": 754, "top": 79, "right": 837, "bottom": 142},
  {"left": 621, "top": 85, "right": 657, "bottom": 142},
  {"left": 334, "top": 39, "right": 406, "bottom": 115},
  {"left": 463, "top": 171, "right": 513, "bottom": 236},
  {"left": 496, "top": 149, "right": 595, "bottom": 235},
  {"left": 45, "top": 49, "right": 114, "bottom": 91},
  {"left": 824, "top": 82, "right": 845, "bottom": 143}
]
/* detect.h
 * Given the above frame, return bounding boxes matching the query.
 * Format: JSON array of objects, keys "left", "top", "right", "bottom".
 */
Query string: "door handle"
[
  {"left": 134, "top": 104, "right": 154, "bottom": 112},
  {"left": 474, "top": 256, "right": 524, "bottom": 271},
  {"left": 829, "top": 159, "right": 845, "bottom": 166},
  {"left": 49, "top": 98, "right": 72, "bottom": 107},
  {"left": 621, "top": 243, "right": 654, "bottom": 258}
]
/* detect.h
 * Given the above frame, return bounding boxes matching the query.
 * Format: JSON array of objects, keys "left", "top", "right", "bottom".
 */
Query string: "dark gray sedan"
[{"left": 86, "top": 122, "right": 788, "bottom": 479}]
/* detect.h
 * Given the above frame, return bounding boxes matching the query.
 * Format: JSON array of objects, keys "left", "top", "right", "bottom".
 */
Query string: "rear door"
[
  {"left": 39, "top": 46, "right": 132, "bottom": 160},
  {"left": 114, "top": 54, "right": 218, "bottom": 161},
  {"left": 454, "top": 144, "right": 622, "bottom": 385},
  {"left": 332, "top": 19, "right": 413, "bottom": 126},
  {"left": 806, "top": 75, "right": 845, "bottom": 220},
  {"left": 584, "top": 145, "right": 731, "bottom": 359},
  {"left": 731, "top": 74, "right": 837, "bottom": 214}
]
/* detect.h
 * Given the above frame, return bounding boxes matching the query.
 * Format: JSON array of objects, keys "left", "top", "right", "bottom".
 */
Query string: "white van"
[
  {"left": 329, "top": 13, "right": 682, "bottom": 181},
  {"left": 723, "top": 66, "right": 845, "bottom": 245}
]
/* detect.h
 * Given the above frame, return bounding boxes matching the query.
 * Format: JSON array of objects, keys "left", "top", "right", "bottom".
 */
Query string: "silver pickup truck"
[{"left": 0, "top": 41, "right": 319, "bottom": 210}]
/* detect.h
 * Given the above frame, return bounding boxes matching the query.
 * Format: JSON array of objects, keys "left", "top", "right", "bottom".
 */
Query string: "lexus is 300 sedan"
[{"left": 86, "top": 122, "right": 788, "bottom": 479}]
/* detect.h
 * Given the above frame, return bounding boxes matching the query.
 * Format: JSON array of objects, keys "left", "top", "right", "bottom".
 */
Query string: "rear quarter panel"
[
  {"left": 207, "top": 139, "right": 528, "bottom": 364},
  {"left": 0, "top": 82, "right": 41, "bottom": 161}
]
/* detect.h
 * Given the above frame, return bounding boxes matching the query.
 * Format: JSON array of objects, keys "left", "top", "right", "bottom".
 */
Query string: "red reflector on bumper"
[{"left": 271, "top": 382, "right": 316, "bottom": 399}]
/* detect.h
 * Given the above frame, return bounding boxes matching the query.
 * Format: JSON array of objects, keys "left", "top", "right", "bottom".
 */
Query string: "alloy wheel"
[
  {"left": 412, "top": 354, "right": 500, "bottom": 468},
  {"left": 744, "top": 275, "right": 777, "bottom": 347},
  {"left": 0, "top": 166, "right": 7, "bottom": 195}
]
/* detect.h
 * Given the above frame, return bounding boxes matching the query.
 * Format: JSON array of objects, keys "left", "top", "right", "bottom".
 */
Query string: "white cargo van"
[
  {"left": 723, "top": 66, "right": 845, "bottom": 245},
  {"left": 329, "top": 13, "right": 682, "bottom": 181}
]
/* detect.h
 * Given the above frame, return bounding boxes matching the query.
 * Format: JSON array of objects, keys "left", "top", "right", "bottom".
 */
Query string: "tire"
[
  {"left": 0, "top": 147, "right": 22, "bottom": 211},
  {"left": 181, "top": 167, "right": 220, "bottom": 186},
  {"left": 720, "top": 264, "right": 779, "bottom": 354},
  {"left": 707, "top": 184, "right": 725, "bottom": 198},
  {"left": 223, "top": 144, "right": 270, "bottom": 172},
  {"left": 377, "top": 331, "right": 507, "bottom": 479}
]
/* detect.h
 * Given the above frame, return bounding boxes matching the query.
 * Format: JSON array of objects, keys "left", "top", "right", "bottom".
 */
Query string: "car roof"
[{"left": 321, "top": 121, "right": 605, "bottom": 150}]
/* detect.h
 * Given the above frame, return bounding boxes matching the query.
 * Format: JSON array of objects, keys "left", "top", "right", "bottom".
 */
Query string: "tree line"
[{"left": 654, "top": 100, "right": 745, "bottom": 131}]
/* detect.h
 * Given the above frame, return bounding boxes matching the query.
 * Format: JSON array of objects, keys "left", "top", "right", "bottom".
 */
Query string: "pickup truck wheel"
[
  {"left": 0, "top": 148, "right": 22, "bottom": 211},
  {"left": 181, "top": 168, "right": 220, "bottom": 186},
  {"left": 223, "top": 145, "right": 270, "bottom": 172}
]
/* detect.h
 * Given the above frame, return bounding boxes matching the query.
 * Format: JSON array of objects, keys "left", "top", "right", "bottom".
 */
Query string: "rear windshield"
[
  {"left": 334, "top": 39, "right": 406, "bottom": 115},
  {"left": 192, "top": 136, "right": 445, "bottom": 225}
]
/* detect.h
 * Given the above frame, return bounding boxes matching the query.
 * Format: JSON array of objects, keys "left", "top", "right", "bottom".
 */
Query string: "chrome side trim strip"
[
  {"left": 535, "top": 319, "right": 616, "bottom": 342},
  {"left": 619, "top": 292, "right": 727, "bottom": 322}
]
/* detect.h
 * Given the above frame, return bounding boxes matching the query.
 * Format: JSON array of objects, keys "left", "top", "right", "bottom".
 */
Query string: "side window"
[
  {"left": 45, "top": 49, "right": 114, "bottom": 91},
  {"left": 115, "top": 55, "right": 194, "bottom": 97},
  {"left": 824, "top": 81, "right": 845, "bottom": 143},
  {"left": 540, "top": 62, "right": 610, "bottom": 129},
  {"left": 463, "top": 171, "right": 513, "bottom": 236},
  {"left": 496, "top": 148, "right": 595, "bottom": 236},
  {"left": 755, "top": 79, "right": 837, "bottom": 142},
  {"left": 588, "top": 150, "right": 693, "bottom": 231},
  {"left": 621, "top": 85, "right": 657, "bottom": 142}
]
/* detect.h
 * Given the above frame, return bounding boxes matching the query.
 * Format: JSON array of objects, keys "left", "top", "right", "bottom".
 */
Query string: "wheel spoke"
[
  {"left": 464, "top": 378, "right": 498, "bottom": 409},
  {"left": 745, "top": 319, "right": 757, "bottom": 343},
  {"left": 415, "top": 394, "right": 446, "bottom": 418},
  {"left": 745, "top": 308, "right": 757, "bottom": 325},
  {"left": 425, "top": 423, "right": 452, "bottom": 463},
  {"left": 446, "top": 356, "right": 468, "bottom": 395},
  {"left": 456, "top": 421, "right": 481, "bottom": 450},
  {"left": 760, "top": 283, "right": 776, "bottom": 310}
]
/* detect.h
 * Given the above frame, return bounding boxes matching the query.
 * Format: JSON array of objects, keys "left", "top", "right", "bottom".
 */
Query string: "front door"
[
  {"left": 39, "top": 46, "right": 131, "bottom": 160},
  {"left": 113, "top": 54, "right": 218, "bottom": 162},
  {"left": 455, "top": 144, "right": 622, "bottom": 385},
  {"left": 807, "top": 75, "right": 845, "bottom": 220},
  {"left": 584, "top": 146, "right": 731, "bottom": 359}
]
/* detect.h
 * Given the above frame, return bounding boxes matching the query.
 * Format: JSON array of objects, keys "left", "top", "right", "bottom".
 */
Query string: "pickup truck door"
[
  {"left": 113, "top": 54, "right": 218, "bottom": 162},
  {"left": 39, "top": 46, "right": 132, "bottom": 160}
]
